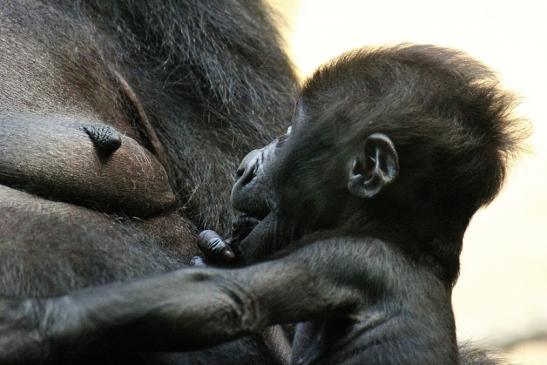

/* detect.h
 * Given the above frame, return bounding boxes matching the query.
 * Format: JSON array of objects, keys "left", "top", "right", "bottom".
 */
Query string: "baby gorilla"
[
  {"left": 197, "top": 44, "right": 522, "bottom": 364},
  {"left": 0, "top": 45, "right": 521, "bottom": 365}
]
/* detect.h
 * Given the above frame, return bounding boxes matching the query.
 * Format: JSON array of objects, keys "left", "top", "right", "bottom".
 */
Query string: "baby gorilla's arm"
[{"left": 0, "top": 240, "right": 363, "bottom": 364}]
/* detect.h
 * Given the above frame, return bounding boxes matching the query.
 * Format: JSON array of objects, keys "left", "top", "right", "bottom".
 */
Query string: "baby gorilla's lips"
[{"left": 231, "top": 214, "right": 261, "bottom": 242}]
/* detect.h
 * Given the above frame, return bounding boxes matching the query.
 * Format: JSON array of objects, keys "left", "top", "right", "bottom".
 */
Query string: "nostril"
[
  {"left": 236, "top": 167, "right": 245, "bottom": 178},
  {"left": 235, "top": 148, "right": 261, "bottom": 186},
  {"left": 238, "top": 161, "right": 258, "bottom": 187}
]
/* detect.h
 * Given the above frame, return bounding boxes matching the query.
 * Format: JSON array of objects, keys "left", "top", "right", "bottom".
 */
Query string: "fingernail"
[
  {"left": 190, "top": 256, "right": 206, "bottom": 267},
  {"left": 222, "top": 248, "right": 236, "bottom": 260}
]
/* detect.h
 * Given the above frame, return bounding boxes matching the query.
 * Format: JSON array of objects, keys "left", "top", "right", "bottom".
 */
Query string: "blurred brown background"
[{"left": 267, "top": 1, "right": 547, "bottom": 364}]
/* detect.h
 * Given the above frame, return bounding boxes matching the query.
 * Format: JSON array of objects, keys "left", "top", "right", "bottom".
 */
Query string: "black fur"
[
  {"left": 0, "top": 0, "right": 296, "bottom": 292},
  {"left": 275, "top": 45, "right": 524, "bottom": 284},
  {"left": 52, "top": 0, "right": 298, "bottom": 231},
  {"left": 0, "top": 0, "right": 296, "bottom": 364},
  {"left": 0, "top": 45, "right": 522, "bottom": 365},
  {"left": 203, "top": 45, "right": 525, "bottom": 363}
]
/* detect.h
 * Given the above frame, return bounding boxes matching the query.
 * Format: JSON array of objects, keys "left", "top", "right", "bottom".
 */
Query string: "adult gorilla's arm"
[{"left": 0, "top": 240, "right": 361, "bottom": 364}]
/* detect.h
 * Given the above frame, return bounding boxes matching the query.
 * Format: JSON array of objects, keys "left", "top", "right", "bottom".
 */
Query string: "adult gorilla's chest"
[
  {"left": 0, "top": 3, "right": 199, "bottom": 297},
  {"left": 0, "top": 1, "right": 296, "bottom": 363}
]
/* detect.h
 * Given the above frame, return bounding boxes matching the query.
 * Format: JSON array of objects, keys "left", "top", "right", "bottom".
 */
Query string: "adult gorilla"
[{"left": 0, "top": 0, "right": 296, "bottom": 363}]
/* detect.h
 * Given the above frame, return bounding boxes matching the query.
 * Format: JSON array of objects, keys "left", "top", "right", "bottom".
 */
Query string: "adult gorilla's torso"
[{"left": 0, "top": 0, "right": 296, "bottom": 363}]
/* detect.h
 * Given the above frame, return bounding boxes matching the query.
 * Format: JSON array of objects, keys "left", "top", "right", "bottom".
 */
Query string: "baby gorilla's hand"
[{"left": 193, "top": 230, "right": 236, "bottom": 266}]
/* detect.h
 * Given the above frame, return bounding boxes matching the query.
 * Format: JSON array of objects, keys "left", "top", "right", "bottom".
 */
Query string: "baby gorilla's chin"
[
  {"left": 229, "top": 212, "right": 279, "bottom": 263},
  {"left": 231, "top": 213, "right": 261, "bottom": 243}
]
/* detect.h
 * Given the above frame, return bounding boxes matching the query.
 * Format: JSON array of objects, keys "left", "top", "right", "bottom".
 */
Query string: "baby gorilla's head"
[{"left": 230, "top": 44, "right": 524, "bottom": 273}]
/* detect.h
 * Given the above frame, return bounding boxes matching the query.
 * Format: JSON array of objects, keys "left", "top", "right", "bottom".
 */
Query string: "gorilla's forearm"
[{"left": 0, "top": 241, "right": 360, "bottom": 364}]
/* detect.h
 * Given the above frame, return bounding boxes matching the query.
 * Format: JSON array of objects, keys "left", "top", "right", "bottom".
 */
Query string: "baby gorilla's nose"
[
  {"left": 236, "top": 149, "right": 261, "bottom": 187},
  {"left": 231, "top": 145, "right": 273, "bottom": 220}
]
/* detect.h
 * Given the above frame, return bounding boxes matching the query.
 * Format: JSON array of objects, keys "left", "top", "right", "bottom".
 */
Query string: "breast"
[{"left": 0, "top": 116, "right": 176, "bottom": 217}]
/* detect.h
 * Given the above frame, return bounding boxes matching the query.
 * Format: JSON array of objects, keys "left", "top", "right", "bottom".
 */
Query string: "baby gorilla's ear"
[{"left": 348, "top": 133, "right": 399, "bottom": 198}]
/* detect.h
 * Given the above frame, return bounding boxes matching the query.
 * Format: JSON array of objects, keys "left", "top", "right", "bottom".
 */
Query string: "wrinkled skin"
[{"left": 0, "top": 0, "right": 297, "bottom": 363}]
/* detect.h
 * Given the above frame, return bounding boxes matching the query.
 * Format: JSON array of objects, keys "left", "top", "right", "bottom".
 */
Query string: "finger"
[{"left": 198, "top": 230, "right": 236, "bottom": 261}]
